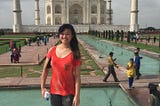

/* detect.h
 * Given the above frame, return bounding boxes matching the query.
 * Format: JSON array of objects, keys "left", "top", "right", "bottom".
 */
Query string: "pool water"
[
  {"left": 0, "top": 87, "right": 135, "bottom": 106},
  {"left": 0, "top": 88, "right": 49, "bottom": 106},
  {"left": 78, "top": 35, "right": 160, "bottom": 75},
  {"left": 81, "top": 87, "right": 135, "bottom": 106}
]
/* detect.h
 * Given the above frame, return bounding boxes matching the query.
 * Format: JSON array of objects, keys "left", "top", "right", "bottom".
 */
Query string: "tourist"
[
  {"left": 28, "top": 38, "right": 32, "bottom": 46},
  {"left": 9, "top": 47, "right": 14, "bottom": 63},
  {"left": 41, "top": 24, "right": 82, "bottom": 106},
  {"left": 43, "top": 35, "right": 47, "bottom": 45},
  {"left": 25, "top": 38, "right": 28, "bottom": 45},
  {"left": 147, "top": 35, "right": 151, "bottom": 43},
  {"left": 36, "top": 36, "right": 40, "bottom": 46},
  {"left": 126, "top": 58, "right": 136, "bottom": 89},
  {"left": 134, "top": 50, "right": 142, "bottom": 79},
  {"left": 135, "top": 33, "right": 139, "bottom": 41},
  {"left": 153, "top": 36, "right": 156, "bottom": 44},
  {"left": 136, "top": 47, "right": 143, "bottom": 59},
  {"left": 13, "top": 47, "right": 21, "bottom": 63},
  {"left": 103, "top": 52, "right": 120, "bottom": 82}
]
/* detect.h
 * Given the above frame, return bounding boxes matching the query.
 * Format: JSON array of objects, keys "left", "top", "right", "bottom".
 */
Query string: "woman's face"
[{"left": 59, "top": 29, "right": 72, "bottom": 45}]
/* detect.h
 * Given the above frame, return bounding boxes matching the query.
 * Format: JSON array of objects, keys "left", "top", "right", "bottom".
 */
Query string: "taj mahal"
[{"left": 13, "top": 0, "right": 139, "bottom": 33}]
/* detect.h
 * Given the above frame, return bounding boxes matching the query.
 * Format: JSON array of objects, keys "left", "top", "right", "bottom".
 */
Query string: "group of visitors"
[
  {"left": 9, "top": 41, "right": 21, "bottom": 63},
  {"left": 125, "top": 48, "right": 142, "bottom": 89},
  {"left": 103, "top": 47, "right": 142, "bottom": 90},
  {"left": 146, "top": 35, "right": 157, "bottom": 44},
  {"left": 36, "top": 35, "right": 49, "bottom": 46}
]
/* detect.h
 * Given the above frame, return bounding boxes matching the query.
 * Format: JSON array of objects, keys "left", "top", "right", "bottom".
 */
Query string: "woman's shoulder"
[{"left": 48, "top": 46, "right": 57, "bottom": 53}]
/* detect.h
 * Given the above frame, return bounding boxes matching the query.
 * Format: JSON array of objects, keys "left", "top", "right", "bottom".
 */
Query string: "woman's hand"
[
  {"left": 41, "top": 88, "right": 48, "bottom": 98},
  {"left": 72, "top": 96, "right": 80, "bottom": 106}
]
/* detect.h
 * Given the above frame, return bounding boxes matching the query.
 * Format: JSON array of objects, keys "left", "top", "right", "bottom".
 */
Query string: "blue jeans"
[
  {"left": 128, "top": 77, "right": 134, "bottom": 88},
  {"left": 50, "top": 94, "right": 74, "bottom": 106},
  {"left": 136, "top": 67, "right": 141, "bottom": 78}
]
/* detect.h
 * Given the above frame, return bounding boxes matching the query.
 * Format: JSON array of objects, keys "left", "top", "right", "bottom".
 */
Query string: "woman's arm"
[
  {"left": 73, "top": 65, "right": 81, "bottom": 106},
  {"left": 41, "top": 58, "right": 50, "bottom": 97}
]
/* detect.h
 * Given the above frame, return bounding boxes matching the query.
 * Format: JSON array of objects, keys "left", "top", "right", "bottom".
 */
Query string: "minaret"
[
  {"left": 97, "top": 0, "right": 101, "bottom": 24},
  {"left": 130, "top": 0, "right": 139, "bottom": 32},
  {"left": 13, "top": 0, "right": 22, "bottom": 32},
  {"left": 35, "top": 0, "right": 40, "bottom": 25},
  {"left": 106, "top": 0, "right": 112, "bottom": 25}
]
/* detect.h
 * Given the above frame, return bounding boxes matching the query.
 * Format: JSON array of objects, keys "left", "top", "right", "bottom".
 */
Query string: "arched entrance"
[{"left": 69, "top": 4, "right": 83, "bottom": 24}]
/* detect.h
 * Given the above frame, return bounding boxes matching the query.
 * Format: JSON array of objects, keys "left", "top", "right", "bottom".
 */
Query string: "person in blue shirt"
[
  {"left": 134, "top": 50, "right": 142, "bottom": 79},
  {"left": 43, "top": 35, "right": 47, "bottom": 46}
]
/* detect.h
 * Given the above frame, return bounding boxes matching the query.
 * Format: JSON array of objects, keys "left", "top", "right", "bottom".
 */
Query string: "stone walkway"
[
  {"left": 0, "top": 37, "right": 59, "bottom": 66},
  {"left": 0, "top": 36, "right": 160, "bottom": 106}
]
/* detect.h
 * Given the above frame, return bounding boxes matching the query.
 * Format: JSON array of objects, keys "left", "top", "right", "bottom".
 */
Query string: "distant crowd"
[{"left": 9, "top": 34, "right": 58, "bottom": 63}]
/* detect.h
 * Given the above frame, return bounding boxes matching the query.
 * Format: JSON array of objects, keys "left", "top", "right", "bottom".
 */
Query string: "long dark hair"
[{"left": 58, "top": 24, "right": 81, "bottom": 59}]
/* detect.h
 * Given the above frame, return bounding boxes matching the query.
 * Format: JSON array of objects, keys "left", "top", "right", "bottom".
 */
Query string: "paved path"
[
  {"left": 0, "top": 37, "right": 59, "bottom": 66},
  {"left": 0, "top": 36, "right": 160, "bottom": 106}
]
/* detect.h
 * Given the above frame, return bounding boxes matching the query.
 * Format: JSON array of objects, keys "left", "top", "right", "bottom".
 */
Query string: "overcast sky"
[{"left": 0, "top": 0, "right": 160, "bottom": 29}]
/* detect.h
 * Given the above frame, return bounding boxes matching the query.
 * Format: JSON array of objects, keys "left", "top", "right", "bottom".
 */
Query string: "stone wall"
[
  {"left": 90, "top": 24, "right": 129, "bottom": 32},
  {"left": 14, "top": 24, "right": 129, "bottom": 33},
  {"left": 16, "top": 25, "right": 90, "bottom": 33}
]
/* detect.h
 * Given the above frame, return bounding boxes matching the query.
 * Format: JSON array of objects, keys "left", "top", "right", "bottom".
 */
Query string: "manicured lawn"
[
  {"left": 116, "top": 40, "right": 160, "bottom": 54},
  {"left": 0, "top": 34, "right": 37, "bottom": 55},
  {"left": 80, "top": 44, "right": 103, "bottom": 75},
  {"left": 0, "top": 40, "right": 26, "bottom": 55}
]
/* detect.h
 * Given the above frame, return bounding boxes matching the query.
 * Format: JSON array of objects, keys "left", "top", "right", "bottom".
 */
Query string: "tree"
[{"left": 0, "top": 29, "right": 4, "bottom": 35}]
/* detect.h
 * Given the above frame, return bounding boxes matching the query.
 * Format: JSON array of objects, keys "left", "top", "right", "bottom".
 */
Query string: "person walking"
[
  {"left": 103, "top": 52, "right": 119, "bottom": 82},
  {"left": 126, "top": 58, "right": 136, "bottom": 89},
  {"left": 41, "top": 24, "right": 82, "bottom": 106}
]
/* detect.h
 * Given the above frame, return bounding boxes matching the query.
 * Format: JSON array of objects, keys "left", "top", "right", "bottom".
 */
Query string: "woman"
[{"left": 41, "top": 24, "right": 81, "bottom": 106}]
